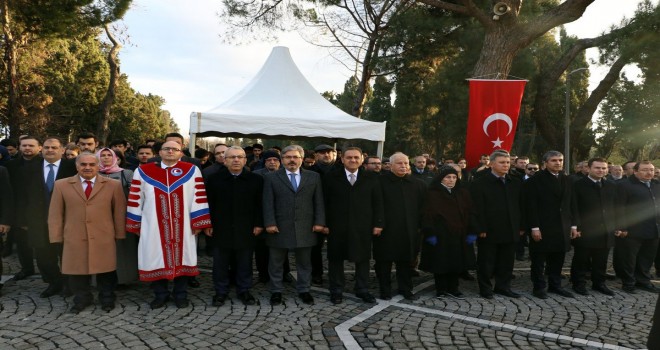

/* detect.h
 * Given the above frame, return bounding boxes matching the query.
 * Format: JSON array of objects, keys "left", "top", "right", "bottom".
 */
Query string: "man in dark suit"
[
  {"left": 323, "top": 147, "right": 384, "bottom": 304},
  {"left": 411, "top": 155, "right": 434, "bottom": 185},
  {"left": 202, "top": 143, "right": 228, "bottom": 179},
  {"left": 0, "top": 165, "right": 13, "bottom": 295},
  {"left": 570, "top": 157, "right": 618, "bottom": 296},
  {"left": 374, "top": 152, "right": 427, "bottom": 300},
  {"left": 206, "top": 146, "right": 264, "bottom": 306},
  {"left": 263, "top": 145, "right": 325, "bottom": 305},
  {"left": 470, "top": 150, "right": 523, "bottom": 299},
  {"left": 24, "top": 137, "right": 78, "bottom": 298},
  {"left": 616, "top": 160, "right": 660, "bottom": 294},
  {"left": 525, "top": 150, "right": 578, "bottom": 299}
]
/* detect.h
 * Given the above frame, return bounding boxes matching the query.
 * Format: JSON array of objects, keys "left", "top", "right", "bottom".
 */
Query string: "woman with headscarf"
[
  {"left": 96, "top": 148, "right": 137, "bottom": 285},
  {"left": 419, "top": 166, "right": 474, "bottom": 299}
]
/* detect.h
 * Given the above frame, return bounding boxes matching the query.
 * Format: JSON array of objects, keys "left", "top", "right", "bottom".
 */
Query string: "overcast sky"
[{"left": 119, "top": 0, "right": 652, "bottom": 135}]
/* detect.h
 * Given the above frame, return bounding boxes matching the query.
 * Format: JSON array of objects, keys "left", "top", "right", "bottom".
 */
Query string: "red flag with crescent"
[{"left": 464, "top": 79, "right": 526, "bottom": 168}]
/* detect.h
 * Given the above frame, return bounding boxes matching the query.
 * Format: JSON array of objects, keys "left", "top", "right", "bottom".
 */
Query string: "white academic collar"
[{"left": 161, "top": 161, "right": 178, "bottom": 169}]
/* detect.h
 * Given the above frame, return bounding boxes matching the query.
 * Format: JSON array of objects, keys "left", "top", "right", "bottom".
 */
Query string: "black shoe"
[
  {"left": 356, "top": 292, "right": 376, "bottom": 303},
  {"left": 270, "top": 292, "right": 283, "bottom": 305},
  {"left": 401, "top": 291, "right": 418, "bottom": 301},
  {"left": 635, "top": 283, "right": 660, "bottom": 293},
  {"left": 101, "top": 302, "right": 115, "bottom": 312},
  {"left": 299, "top": 292, "right": 314, "bottom": 305},
  {"left": 330, "top": 293, "right": 343, "bottom": 304},
  {"left": 283, "top": 273, "right": 294, "bottom": 283},
  {"left": 188, "top": 277, "right": 200, "bottom": 288},
  {"left": 380, "top": 293, "right": 392, "bottom": 300},
  {"left": 69, "top": 302, "right": 91, "bottom": 314},
  {"left": 459, "top": 271, "right": 475, "bottom": 281},
  {"left": 436, "top": 290, "right": 448, "bottom": 298},
  {"left": 312, "top": 276, "right": 323, "bottom": 286},
  {"left": 605, "top": 273, "right": 616, "bottom": 280},
  {"left": 60, "top": 285, "right": 73, "bottom": 298},
  {"left": 258, "top": 275, "right": 270, "bottom": 283},
  {"left": 150, "top": 296, "right": 170, "bottom": 310},
  {"left": 238, "top": 291, "right": 256, "bottom": 306},
  {"left": 40, "top": 284, "right": 62, "bottom": 298},
  {"left": 592, "top": 284, "right": 615, "bottom": 296},
  {"left": 548, "top": 287, "right": 575, "bottom": 298},
  {"left": 622, "top": 285, "right": 636, "bottom": 294},
  {"left": 212, "top": 294, "right": 227, "bottom": 307},
  {"left": 175, "top": 298, "right": 190, "bottom": 308},
  {"left": 480, "top": 292, "right": 494, "bottom": 300},
  {"left": 12, "top": 270, "right": 34, "bottom": 281},
  {"left": 411, "top": 269, "right": 421, "bottom": 277},
  {"left": 572, "top": 285, "right": 589, "bottom": 296},
  {"left": 493, "top": 289, "right": 521, "bottom": 298},
  {"left": 533, "top": 289, "right": 548, "bottom": 299},
  {"left": 446, "top": 290, "right": 465, "bottom": 300}
]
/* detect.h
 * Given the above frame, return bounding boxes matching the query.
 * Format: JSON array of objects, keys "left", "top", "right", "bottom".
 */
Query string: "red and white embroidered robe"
[{"left": 126, "top": 161, "right": 211, "bottom": 281}]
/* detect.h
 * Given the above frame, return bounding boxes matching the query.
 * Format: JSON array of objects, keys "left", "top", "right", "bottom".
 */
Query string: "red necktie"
[{"left": 84, "top": 180, "right": 93, "bottom": 199}]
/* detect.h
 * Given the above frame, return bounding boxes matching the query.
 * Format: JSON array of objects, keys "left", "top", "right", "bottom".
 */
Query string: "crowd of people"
[{"left": 0, "top": 133, "right": 659, "bottom": 318}]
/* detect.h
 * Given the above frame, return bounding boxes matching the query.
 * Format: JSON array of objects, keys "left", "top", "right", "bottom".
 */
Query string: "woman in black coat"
[{"left": 419, "top": 166, "right": 473, "bottom": 298}]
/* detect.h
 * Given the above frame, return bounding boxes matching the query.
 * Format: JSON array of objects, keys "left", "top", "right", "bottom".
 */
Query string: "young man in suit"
[{"left": 263, "top": 145, "right": 325, "bottom": 306}]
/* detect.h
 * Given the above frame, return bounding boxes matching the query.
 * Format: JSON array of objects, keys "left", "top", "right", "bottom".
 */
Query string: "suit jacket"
[
  {"left": 616, "top": 177, "right": 660, "bottom": 239},
  {"left": 411, "top": 168, "right": 434, "bottom": 186},
  {"left": 524, "top": 169, "right": 576, "bottom": 253},
  {"left": 0, "top": 166, "right": 13, "bottom": 226},
  {"left": 572, "top": 177, "right": 618, "bottom": 248},
  {"left": 262, "top": 168, "right": 325, "bottom": 249},
  {"left": 323, "top": 168, "right": 384, "bottom": 262},
  {"left": 5, "top": 156, "right": 37, "bottom": 227},
  {"left": 470, "top": 172, "right": 523, "bottom": 244},
  {"left": 48, "top": 175, "right": 126, "bottom": 275},
  {"left": 24, "top": 158, "right": 78, "bottom": 248},
  {"left": 206, "top": 167, "right": 264, "bottom": 250}
]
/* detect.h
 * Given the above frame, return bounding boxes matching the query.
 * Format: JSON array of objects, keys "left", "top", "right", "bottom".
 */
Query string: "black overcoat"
[
  {"left": 5, "top": 156, "right": 37, "bottom": 227},
  {"left": 470, "top": 172, "right": 522, "bottom": 244},
  {"left": 572, "top": 177, "right": 618, "bottom": 249},
  {"left": 0, "top": 166, "right": 13, "bottom": 226},
  {"left": 373, "top": 172, "right": 427, "bottom": 261},
  {"left": 419, "top": 185, "right": 472, "bottom": 274},
  {"left": 206, "top": 168, "right": 264, "bottom": 250},
  {"left": 616, "top": 177, "right": 660, "bottom": 239},
  {"left": 524, "top": 169, "right": 576, "bottom": 253},
  {"left": 323, "top": 168, "right": 384, "bottom": 262}
]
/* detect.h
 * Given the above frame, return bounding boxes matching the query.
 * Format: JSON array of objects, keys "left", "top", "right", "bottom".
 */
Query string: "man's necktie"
[
  {"left": 349, "top": 173, "right": 356, "bottom": 186},
  {"left": 289, "top": 173, "right": 298, "bottom": 192},
  {"left": 500, "top": 176, "right": 506, "bottom": 185},
  {"left": 46, "top": 163, "right": 55, "bottom": 193},
  {"left": 597, "top": 181, "right": 602, "bottom": 189},
  {"left": 84, "top": 180, "right": 93, "bottom": 199},
  {"left": 646, "top": 182, "right": 652, "bottom": 189}
]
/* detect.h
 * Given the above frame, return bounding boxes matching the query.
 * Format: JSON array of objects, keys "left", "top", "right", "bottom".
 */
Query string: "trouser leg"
[
  {"left": 477, "top": 243, "right": 496, "bottom": 293},
  {"left": 14, "top": 228, "right": 34, "bottom": 273},
  {"left": 151, "top": 279, "right": 170, "bottom": 301},
  {"left": 235, "top": 248, "right": 254, "bottom": 293},
  {"left": 571, "top": 245, "right": 589, "bottom": 288},
  {"left": 546, "top": 252, "right": 566, "bottom": 290},
  {"left": 328, "top": 258, "right": 345, "bottom": 294},
  {"left": 172, "top": 276, "right": 189, "bottom": 301},
  {"left": 311, "top": 233, "right": 324, "bottom": 279},
  {"left": 493, "top": 243, "right": 515, "bottom": 291},
  {"left": 395, "top": 260, "right": 413, "bottom": 294},
  {"left": 96, "top": 271, "right": 117, "bottom": 304},
  {"left": 354, "top": 261, "right": 370, "bottom": 294},
  {"left": 635, "top": 238, "right": 659, "bottom": 286},
  {"left": 530, "top": 251, "right": 547, "bottom": 291},
  {"left": 69, "top": 274, "right": 93, "bottom": 305},
  {"left": 375, "top": 260, "right": 392, "bottom": 295},
  {"left": 590, "top": 247, "right": 610, "bottom": 286},
  {"left": 212, "top": 246, "right": 231, "bottom": 295},
  {"left": 35, "top": 242, "right": 62, "bottom": 286},
  {"left": 268, "top": 247, "right": 287, "bottom": 293},
  {"left": 295, "top": 247, "right": 312, "bottom": 293},
  {"left": 618, "top": 237, "right": 642, "bottom": 288}
]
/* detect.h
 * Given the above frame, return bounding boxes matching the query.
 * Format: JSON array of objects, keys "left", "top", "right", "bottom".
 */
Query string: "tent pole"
[{"left": 376, "top": 141, "right": 384, "bottom": 158}]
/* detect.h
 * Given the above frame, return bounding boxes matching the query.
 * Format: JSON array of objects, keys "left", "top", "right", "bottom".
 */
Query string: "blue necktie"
[
  {"left": 46, "top": 163, "right": 55, "bottom": 193},
  {"left": 289, "top": 173, "right": 298, "bottom": 192}
]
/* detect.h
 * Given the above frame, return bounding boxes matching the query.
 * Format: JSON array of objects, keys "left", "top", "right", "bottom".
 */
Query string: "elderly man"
[
  {"left": 126, "top": 141, "right": 212, "bottom": 309},
  {"left": 374, "top": 152, "right": 427, "bottom": 300},
  {"left": 206, "top": 146, "right": 264, "bottom": 306},
  {"left": 608, "top": 164, "right": 624, "bottom": 181},
  {"left": 48, "top": 152, "right": 126, "bottom": 313},
  {"left": 263, "top": 145, "right": 325, "bottom": 305},
  {"left": 323, "top": 147, "right": 384, "bottom": 304}
]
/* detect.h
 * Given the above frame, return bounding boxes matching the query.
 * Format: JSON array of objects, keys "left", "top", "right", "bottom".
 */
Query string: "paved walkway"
[{"left": 0, "top": 252, "right": 655, "bottom": 349}]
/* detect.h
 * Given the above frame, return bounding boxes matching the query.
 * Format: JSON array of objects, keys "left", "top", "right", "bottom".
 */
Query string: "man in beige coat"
[{"left": 48, "top": 152, "right": 126, "bottom": 313}]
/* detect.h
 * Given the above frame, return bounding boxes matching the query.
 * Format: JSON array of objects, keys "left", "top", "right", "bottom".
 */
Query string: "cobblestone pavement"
[{"left": 0, "top": 250, "right": 655, "bottom": 349}]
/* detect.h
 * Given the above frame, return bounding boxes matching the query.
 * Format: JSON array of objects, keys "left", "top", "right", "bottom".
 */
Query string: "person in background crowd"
[
  {"left": 145, "top": 139, "right": 157, "bottom": 148},
  {"left": 420, "top": 166, "right": 472, "bottom": 299},
  {"left": 0, "top": 145, "right": 9, "bottom": 167},
  {"left": 247, "top": 143, "right": 263, "bottom": 170},
  {"left": 364, "top": 156, "right": 383, "bottom": 174},
  {"left": 382, "top": 159, "right": 391, "bottom": 172},
  {"left": 622, "top": 161, "right": 636, "bottom": 180},
  {"left": 411, "top": 155, "right": 434, "bottom": 185},
  {"left": 194, "top": 148, "right": 211, "bottom": 169},
  {"left": 654, "top": 168, "right": 660, "bottom": 181},
  {"left": 509, "top": 156, "right": 529, "bottom": 180},
  {"left": 48, "top": 152, "right": 126, "bottom": 313},
  {"left": 457, "top": 158, "right": 471, "bottom": 182},
  {"left": 97, "top": 148, "right": 133, "bottom": 196},
  {"left": 203, "top": 144, "right": 228, "bottom": 178},
  {"left": 0, "top": 139, "right": 19, "bottom": 159},
  {"left": 303, "top": 151, "right": 316, "bottom": 169},
  {"left": 426, "top": 159, "right": 438, "bottom": 175},
  {"left": 126, "top": 140, "right": 212, "bottom": 309},
  {"left": 136, "top": 145, "right": 154, "bottom": 166},
  {"left": 64, "top": 144, "right": 81, "bottom": 160},
  {"left": 76, "top": 132, "right": 99, "bottom": 153},
  {"left": 470, "top": 154, "right": 491, "bottom": 180},
  {"left": 524, "top": 163, "right": 539, "bottom": 181}
]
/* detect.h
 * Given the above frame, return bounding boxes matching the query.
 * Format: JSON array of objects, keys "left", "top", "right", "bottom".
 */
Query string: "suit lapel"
[
  {"left": 298, "top": 169, "right": 310, "bottom": 190},
  {"left": 69, "top": 176, "right": 87, "bottom": 201},
  {"left": 88, "top": 177, "right": 105, "bottom": 200},
  {"left": 277, "top": 169, "right": 295, "bottom": 192}
]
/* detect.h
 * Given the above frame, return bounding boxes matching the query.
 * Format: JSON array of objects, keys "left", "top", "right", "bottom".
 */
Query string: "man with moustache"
[
  {"left": 364, "top": 156, "right": 383, "bottom": 174},
  {"left": 525, "top": 151, "right": 578, "bottom": 299},
  {"left": 263, "top": 145, "right": 325, "bottom": 305},
  {"left": 48, "top": 152, "right": 126, "bottom": 313},
  {"left": 76, "top": 132, "right": 99, "bottom": 153},
  {"left": 206, "top": 146, "right": 263, "bottom": 306},
  {"left": 374, "top": 152, "right": 427, "bottom": 300},
  {"left": 126, "top": 141, "right": 213, "bottom": 309},
  {"left": 323, "top": 147, "right": 384, "bottom": 304},
  {"left": 570, "top": 157, "right": 617, "bottom": 296},
  {"left": 203, "top": 143, "right": 229, "bottom": 178},
  {"left": 135, "top": 145, "right": 154, "bottom": 167}
]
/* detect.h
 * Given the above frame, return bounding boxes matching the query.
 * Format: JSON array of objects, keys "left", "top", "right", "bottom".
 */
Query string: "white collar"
[
  {"left": 44, "top": 159, "right": 62, "bottom": 168},
  {"left": 80, "top": 176, "right": 97, "bottom": 184}
]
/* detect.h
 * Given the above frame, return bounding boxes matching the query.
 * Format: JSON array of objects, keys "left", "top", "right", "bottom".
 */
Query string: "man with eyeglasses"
[
  {"left": 126, "top": 141, "right": 212, "bottom": 309},
  {"left": 364, "top": 156, "right": 382, "bottom": 174},
  {"left": 263, "top": 145, "right": 325, "bottom": 306}
]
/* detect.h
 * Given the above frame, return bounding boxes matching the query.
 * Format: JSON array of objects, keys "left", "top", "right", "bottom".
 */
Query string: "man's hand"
[
  {"left": 312, "top": 225, "right": 324, "bottom": 233},
  {"left": 478, "top": 232, "right": 487, "bottom": 239},
  {"left": 373, "top": 227, "right": 383, "bottom": 236},
  {"left": 0, "top": 224, "right": 10, "bottom": 234},
  {"left": 193, "top": 228, "right": 213, "bottom": 236},
  {"left": 531, "top": 229, "right": 542, "bottom": 242},
  {"left": 322, "top": 227, "right": 330, "bottom": 235},
  {"left": 570, "top": 228, "right": 581, "bottom": 239},
  {"left": 253, "top": 227, "right": 263, "bottom": 236},
  {"left": 519, "top": 230, "right": 526, "bottom": 236},
  {"left": 614, "top": 230, "right": 628, "bottom": 238},
  {"left": 266, "top": 225, "right": 279, "bottom": 234}
]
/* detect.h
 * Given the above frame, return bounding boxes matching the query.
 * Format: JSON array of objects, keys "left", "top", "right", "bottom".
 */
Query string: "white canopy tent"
[{"left": 189, "top": 46, "right": 387, "bottom": 156}]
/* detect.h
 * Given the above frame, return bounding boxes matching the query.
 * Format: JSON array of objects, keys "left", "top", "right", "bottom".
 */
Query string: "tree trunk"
[
  {"left": 1, "top": 0, "right": 21, "bottom": 139},
  {"left": 351, "top": 38, "right": 378, "bottom": 118},
  {"left": 96, "top": 24, "right": 121, "bottom": 145},
  {"left": 471, "top": 27, "right": 518, "bottom": 78}
]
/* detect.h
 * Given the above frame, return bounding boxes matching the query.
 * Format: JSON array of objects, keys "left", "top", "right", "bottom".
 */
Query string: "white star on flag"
[{"left": 491, "top": 137, "right": 504, "bottom": 148}]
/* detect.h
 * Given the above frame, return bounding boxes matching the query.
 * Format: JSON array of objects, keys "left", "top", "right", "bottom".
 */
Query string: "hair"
[
  {"left": 19, "top": 135, "right": 42, "bottom": 146},
  {"left": 427, "top": 158, "right": 437, "bottom": 165},
  {"left": 526, "top": 162, "right": 539, "bottom": 169},
  {"left": 343, "top": 146, "right": 363, "bottom": 154},
  {"left": 542, "top": 150, "right": 563, "bottom": 163},
  {"left": 271, "top": 145, "right": 282, "bottom": 152},
  {"left": 282, "top": 145, "right": 305, "bottom": 158},
  {"left": 389, "top": 152, "right": 409, "bottom": 164},
  {"left": 634, "top": 160, "right": 653, "bottom": 171},
  {"left": 75, "top": 151, "right": 99, "bottom": 164},
  {"left": 252, "top": 143, "right": 264, "bottom": 150},
  {"left": 365, "top": 156, "right": 381, "bottom": 164},
  {"left": 194, "top": 148, "right": 209, "bottom": 159},
  {"left": 43, "top": 136, "right": 64, "bottom": 147},
  {"left": 66, "top": 144, "right": 81, "bottom": 152},
  {"left": 489, "top": 149, "right": 510, "bottom": 162},
  {"left": 76, "top": 132, "right": 97, "bottom": 143},
  {"left": 515, "top": 156, "right": 529, "bottom": 162},
  {"left": 304, "top": 150, "right": 315, "bottom": 159},
  {"left": 152, "top": 141, "right": 163, "bottom": 154},
  {"left": 622, "top": 160, "right": 636, "bottom": 169},
  {"left": 109, "top": 139, "right": 127, "bottom": 148},
  {"left": 164, "top": 132, "right": 185, "bottom": 144},
  {"left": 214, "top": 143, "right": 228, "bottom": 149},
  {"left": 226, "top": 145, "right": 246, "bottom": 156},
  {"left": 136, "top": 144, "right": 153, "bottom": 153},
  {"left": 0, "top": 139, "right": 18, "bottom": 148},
  {"left": 587, "top": 157, "right": 607, "bottom": 167}
]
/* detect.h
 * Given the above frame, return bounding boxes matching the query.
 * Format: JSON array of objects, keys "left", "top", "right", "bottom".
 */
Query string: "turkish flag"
[{"left": 464, "top": 79, "right": 526, "bottom": 169}]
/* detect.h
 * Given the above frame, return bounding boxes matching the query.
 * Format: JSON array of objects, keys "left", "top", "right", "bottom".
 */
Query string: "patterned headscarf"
[{"left": 96, "top": 147, "right": 124, "bottom": 174}]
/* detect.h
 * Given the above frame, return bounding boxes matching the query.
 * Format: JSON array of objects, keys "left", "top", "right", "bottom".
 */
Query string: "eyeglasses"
[
  {"left": 161, "top": 147, "right": 181, "bottom": 152},
  {"left": 367, "top": 162, "right": 382, "bottom": 165},
  {"left": 527, "top": 167, "right": 539, "bottom": 171},
  {"left": 225, "top": 155, "right": 246, "bottom": 160},
  {"left": 282, "top": 155, "right": 302, "bottom": 160}
]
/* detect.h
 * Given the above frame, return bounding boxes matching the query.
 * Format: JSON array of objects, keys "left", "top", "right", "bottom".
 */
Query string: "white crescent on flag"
[{"left": 482, "top": 113, "right": 513, "bottom": 136}]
